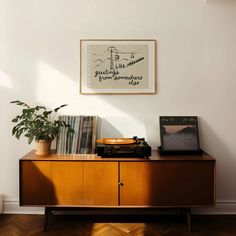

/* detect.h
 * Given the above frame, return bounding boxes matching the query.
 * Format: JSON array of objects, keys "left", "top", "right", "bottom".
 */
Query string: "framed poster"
[
  {"left": 159, "top": 116, "right": 201, "bottom": 153},
  {"left": 80, "top": 39, "right": 157, "bottom": 94}
]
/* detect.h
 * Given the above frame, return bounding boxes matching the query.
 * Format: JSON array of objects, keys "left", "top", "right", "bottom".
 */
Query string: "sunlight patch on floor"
[{"left": 90, "top": 222, "right": 146, "bottom": 236}]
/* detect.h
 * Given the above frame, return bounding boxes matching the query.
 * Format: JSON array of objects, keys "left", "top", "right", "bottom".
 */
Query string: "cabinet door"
[
  {"left": 51, "top": 162, "right": 83, "bottom": 205},
  {"left": 120, "top": 161, "right": 215, "bottom": 206},
  {"left": 83, "top": 162, "right": 118, "bottom": 206},
  {"left": 120, "top": 162, "right": 158, "bottom": 206},
  {"left": 20, "top": 161, "right": 52, "bottom": 205}
]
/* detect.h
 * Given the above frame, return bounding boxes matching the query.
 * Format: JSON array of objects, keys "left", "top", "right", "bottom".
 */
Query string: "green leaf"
[
  {"left": 43, "top": 111, "right": 52, "bottom": 118},
  {"left": 35, "top": 106, "right": 46, "bottom": 111},
  {"left": 10, "top": 100, "right": 30, "bottom": 108},
  {"left": 15, "top": 127, "right": 26, "bottom": 139},
  {"left": 54, "top": 104, "right": 68, "bottom": 112},
  {"left": 69, "top": 128, "right": 75, "bottom": 133},
  {"left": 12, "top": 118, "right": 18, "bottom": 122},
  {"left": 12, "top": 126, "right": 18, "bottom": 136},
  {"left": 28, "top": 135, "right": 34, "bottom": 144}
]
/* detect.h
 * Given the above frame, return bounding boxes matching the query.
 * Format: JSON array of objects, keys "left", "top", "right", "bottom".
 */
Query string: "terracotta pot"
[{"left": 35, "top": 140, "right": 52, "bottom": 155}]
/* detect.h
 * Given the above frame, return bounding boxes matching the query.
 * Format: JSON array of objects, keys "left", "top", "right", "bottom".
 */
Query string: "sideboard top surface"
[{"left": 20, "top": 150, "right": 215, "bottom": 162}]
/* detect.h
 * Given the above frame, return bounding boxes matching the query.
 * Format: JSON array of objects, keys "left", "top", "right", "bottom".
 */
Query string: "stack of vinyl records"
[{"left": 56, "top": 115, "right": 97, "bottom": 154}]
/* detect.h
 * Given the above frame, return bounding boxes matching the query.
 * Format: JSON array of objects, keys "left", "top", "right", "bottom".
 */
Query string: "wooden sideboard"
[{"left": 20, "top": 150, "right": 215, "bottom": 231}]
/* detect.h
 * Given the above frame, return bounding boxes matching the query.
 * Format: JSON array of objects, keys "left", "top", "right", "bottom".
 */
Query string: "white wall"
[{"left": 0, "top": 0, "right": 236, "bottom": 213}]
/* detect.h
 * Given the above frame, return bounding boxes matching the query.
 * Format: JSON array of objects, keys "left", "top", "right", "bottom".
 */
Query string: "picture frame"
[
  {"left": 159, "top": 116, "right": 201, "bottom": 154},
  {"left": 80, "top": 39, "right": 157, "bottom": 94}
]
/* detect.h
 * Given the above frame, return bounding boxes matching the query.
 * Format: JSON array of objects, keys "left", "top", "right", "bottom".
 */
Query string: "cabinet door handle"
[{"left": 118, "top": 182, "right": 124, "bottom": 186}]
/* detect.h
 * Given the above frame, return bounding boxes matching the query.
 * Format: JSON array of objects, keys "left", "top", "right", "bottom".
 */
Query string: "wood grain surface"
[
  {"left": 51, "top": 162, "right": 83, "bottom": 205},
  {"left": 83, "top": 162, "right": 118, "bottom": 206}
]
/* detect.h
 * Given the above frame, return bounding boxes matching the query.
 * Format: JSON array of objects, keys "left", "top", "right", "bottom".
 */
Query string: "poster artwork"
[{"left": 87, "top": 44, "right": 148, "bottom": 89}]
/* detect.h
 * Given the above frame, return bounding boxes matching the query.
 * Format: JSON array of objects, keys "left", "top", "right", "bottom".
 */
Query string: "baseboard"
[
  {"left": 0, "top": 194, "right": 3, "bottom": 214},
  {"left": 193, "top": 200, "right": 236, "bottom": 215},
  {"left": 3, "top": 200, "right": 236, "bottom": 215},
  {"left": 3, "top": 200, "right": 44, "bottom": 214}
]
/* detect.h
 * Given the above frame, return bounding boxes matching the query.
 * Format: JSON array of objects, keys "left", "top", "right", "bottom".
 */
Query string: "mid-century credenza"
[{"left": 20, "top": 150, "right": 215, "bottom": 231}]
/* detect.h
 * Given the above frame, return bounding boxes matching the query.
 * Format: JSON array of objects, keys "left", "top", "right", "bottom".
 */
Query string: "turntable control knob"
[{"left": 118, "top": 182, "right": 124, "bottom": 186}]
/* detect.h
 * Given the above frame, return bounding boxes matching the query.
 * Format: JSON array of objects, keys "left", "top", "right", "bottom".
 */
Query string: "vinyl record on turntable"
[
  {"left": 96, "top": 137, "right": 151, "bottom": 158},
  {"left": 96, "top": 138, "right": 136, "bottom": 145}
]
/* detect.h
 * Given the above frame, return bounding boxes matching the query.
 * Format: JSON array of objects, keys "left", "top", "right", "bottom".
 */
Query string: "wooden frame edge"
[{"left": 79, "top": 39, "right": 157, "bottom": 95}]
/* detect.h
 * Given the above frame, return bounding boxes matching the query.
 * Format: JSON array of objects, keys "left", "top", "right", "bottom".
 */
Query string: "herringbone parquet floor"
[{"left": 0, "top": 214, "right": 236, "bottom": 236}]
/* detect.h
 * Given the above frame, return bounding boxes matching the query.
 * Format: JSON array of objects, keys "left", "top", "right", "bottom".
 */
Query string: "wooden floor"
[{"left": 0, "top": 214, "right": 236, "bottom": 236}]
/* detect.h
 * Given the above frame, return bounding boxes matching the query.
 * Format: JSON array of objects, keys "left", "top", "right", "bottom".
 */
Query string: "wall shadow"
[
  {"left": 21, "top": 160, "right": 94, "bottom": 233},
  {"left": 199, "top": 117, "right": 236, "bottom": 200},
  {"left": 100, "top": 118, "right": 125, "bottom": 138},
  {"left": 20, "top": 161, "right": 57, "bottom": 206},
  {"left": 206, "top": 0, "right": 236, "bottom": 5},
  {"left": 100, "top": 116, "right": 148, "bottom": 139}
]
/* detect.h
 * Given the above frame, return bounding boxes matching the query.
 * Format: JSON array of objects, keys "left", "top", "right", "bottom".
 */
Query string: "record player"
[{"left": 96, "top": 136, "right": 151, "bottom": 158}]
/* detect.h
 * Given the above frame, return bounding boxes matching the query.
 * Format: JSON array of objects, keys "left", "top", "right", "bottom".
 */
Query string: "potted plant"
[{"left": 10, "top": 100, "right": 74, "bottom": 155}]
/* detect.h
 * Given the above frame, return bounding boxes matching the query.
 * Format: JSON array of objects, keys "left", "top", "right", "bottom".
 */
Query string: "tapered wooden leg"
[
  {"left": 44, "top": 207, "right": 50, "bottom": 232},
  {"left": 186, "top": 207, "right": 192, "bottom": 232}
]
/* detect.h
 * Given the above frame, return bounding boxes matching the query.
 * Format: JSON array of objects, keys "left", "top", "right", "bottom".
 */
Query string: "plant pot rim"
[{"left": 35, "top": 139, "right": 52, "bottom": 143}]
